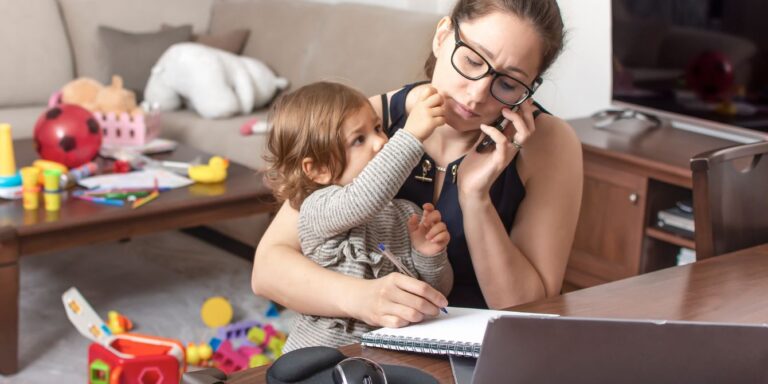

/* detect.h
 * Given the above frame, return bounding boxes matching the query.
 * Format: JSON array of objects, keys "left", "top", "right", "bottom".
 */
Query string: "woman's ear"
[
  {"left": 432, "top": 16, "right": 453, "bottom": 57},
  {"left": 302, "top": 158, "right": 333, "bottom": 185}
]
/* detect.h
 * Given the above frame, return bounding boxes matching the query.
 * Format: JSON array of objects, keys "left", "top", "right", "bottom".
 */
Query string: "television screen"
[{"left": 612, "top": 0, "right": 768, "bottom": 137}]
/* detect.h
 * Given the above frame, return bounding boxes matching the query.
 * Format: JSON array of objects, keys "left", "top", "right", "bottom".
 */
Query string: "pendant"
[{"left": 414, "top": 159, "right": 433, "bottom": 183}]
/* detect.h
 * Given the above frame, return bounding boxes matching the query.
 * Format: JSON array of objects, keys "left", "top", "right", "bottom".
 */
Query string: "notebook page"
[{"left": 364, "top": 307, "right": 553, "bottom": 344}]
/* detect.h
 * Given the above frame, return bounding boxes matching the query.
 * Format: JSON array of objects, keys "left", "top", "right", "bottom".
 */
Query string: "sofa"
[{"left": 0, "top": 0, "right": 440, "bottom": 245}]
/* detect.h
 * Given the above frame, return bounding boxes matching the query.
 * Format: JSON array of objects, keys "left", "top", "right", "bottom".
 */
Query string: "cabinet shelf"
[{"left": 645, "top": 227, "right": 695, "bottom": 250}]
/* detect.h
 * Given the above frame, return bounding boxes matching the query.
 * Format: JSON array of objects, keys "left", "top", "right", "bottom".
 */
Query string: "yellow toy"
[
  {"left": 200, "top": 296, "right": 233, "bottom": 328},
  {"left": 32, "top": 159, "right": 68, "bottom": 185},
  {"left": 20, "top": 167, "right": 40, "bottom": 210},
  {"left": 189, "top": 156, "right": 229, "bottom": 183},
  {"left": 42, "top": 169, "right": 62, "bottom": 211},
  {"left": 106, "top": 310, "right": 133, "bottom": 334}
]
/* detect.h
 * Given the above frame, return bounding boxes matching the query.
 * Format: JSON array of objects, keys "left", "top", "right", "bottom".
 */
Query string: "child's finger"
[
  {"left": 429, "top": 231, "right": 450, "bottom": 245},
  {"left": 425, "top": 222, "right": 447, "bottom": 240},
  {"left": 408, "top": 214, "right": 420, "bottom": 232},
  {"left": 422, "top": 209, "right": 442, "bottom": 226}
]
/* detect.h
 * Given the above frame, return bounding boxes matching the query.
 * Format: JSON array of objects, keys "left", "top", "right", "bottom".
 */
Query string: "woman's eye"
[
  {"left": 465, "top": 56, "right": 483, "bottom": 67},
  {"left": 500, "top": 80, "right": 517, "bottom": 91},
  {"left": 352, "top": 136, "right": 365, "bottom": 146},
  {"left": 374, "top": 124, "right": 382, "bottom": 133}
]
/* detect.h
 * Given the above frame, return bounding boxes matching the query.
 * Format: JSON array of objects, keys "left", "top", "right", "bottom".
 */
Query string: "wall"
[{"left": 306, "top": 0, "right": 612, "bottom": 119}]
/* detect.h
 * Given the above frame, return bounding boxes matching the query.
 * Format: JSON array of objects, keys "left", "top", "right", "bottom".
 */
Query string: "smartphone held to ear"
[{"left": 475, "top": 106, "right": 518, "bottom": 152}]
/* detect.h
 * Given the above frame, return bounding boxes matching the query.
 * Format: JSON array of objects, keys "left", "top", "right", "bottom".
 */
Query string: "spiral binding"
[{"left": 362, "top": 333, "right": 482, "bottom": 357}]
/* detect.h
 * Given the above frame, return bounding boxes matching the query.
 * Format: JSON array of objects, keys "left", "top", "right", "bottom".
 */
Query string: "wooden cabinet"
[{"left": 565, "top": 117, "right": 740, "bottom": 289}]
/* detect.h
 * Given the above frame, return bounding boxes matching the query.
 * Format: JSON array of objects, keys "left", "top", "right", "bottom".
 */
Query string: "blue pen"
[{"left": 377, "top": 243, "right": 448, "bottom": 314}]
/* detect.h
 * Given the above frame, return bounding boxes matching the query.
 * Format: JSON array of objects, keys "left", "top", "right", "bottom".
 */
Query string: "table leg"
[{"left": 0, "top": 229, "right": 19, "bottom": 375}]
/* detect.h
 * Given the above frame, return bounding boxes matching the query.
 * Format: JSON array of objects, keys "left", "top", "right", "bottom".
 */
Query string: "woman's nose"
[{"left": 466, "top": 76, "right": 492, "bottom": 104}]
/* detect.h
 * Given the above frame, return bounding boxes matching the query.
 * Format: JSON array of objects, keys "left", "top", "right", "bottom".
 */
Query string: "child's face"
[{"left": 336, "top": 106, "right": 388, "bottom": 185}]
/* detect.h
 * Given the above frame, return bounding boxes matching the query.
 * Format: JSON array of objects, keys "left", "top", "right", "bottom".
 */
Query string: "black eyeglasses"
[
  {"left": 451, "top": 18, "right": 542, "bottom": 107},
  {"left": 332, "top": 357, "right": 388, "bottom": 384}
]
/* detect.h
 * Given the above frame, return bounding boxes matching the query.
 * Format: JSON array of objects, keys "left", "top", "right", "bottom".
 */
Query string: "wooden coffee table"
[{"left": 0, "top": 139, "right": 276, "bottom": 374}]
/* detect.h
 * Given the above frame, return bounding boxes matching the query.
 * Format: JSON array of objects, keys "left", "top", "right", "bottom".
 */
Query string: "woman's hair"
[
  {"left": 424, "top": 0, "right": 565, "bottom": 80},
  {"left": 264, "top": 81, "right": 370, "bottom": 209}
]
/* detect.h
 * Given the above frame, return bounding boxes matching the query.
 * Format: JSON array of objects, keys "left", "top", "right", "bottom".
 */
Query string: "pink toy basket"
[{"left": 48, "top": 91, "right": 161, "bottom": 148}]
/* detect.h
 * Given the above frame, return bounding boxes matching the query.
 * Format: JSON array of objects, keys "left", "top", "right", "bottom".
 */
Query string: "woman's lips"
[{"left": 450, "top": 99, "right": 479, "bottom": 120}]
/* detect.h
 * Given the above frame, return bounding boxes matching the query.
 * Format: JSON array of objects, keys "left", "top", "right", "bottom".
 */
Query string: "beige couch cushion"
[
  {"left": 0, "top": 106, "right": 48, "bottom": 139},
  {"left": 210, "top": 0, "right": 440, "bottom": 96},
  {"left": 59, "top": 0, "right": 215, "bottom": 83},
  {"left": 0, "top": 0, "right": 73, "bottom": 106},
  {"left": 160, "top": 109, "right": 270, "bottom": 171}
]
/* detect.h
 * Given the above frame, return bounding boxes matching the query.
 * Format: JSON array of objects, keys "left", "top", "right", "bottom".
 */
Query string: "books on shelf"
[
  {"left": 657, "top": 206, "right": 694, "bottom": 236},
  {"left": 361, "top": 307, "right": 556, "bottom": 358},
  {"left": 676, "top": 247, "right": 696, "bottom": 265}
]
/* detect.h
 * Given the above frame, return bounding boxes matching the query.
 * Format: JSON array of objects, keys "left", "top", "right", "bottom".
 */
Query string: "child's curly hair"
[{"left": 264, "top": 81, "right": 371, "bottom": 209}]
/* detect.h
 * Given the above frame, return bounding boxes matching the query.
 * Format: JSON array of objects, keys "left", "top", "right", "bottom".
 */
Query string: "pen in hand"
[{"left": 377, "top": 243, "right": 449, "bottom": 314}]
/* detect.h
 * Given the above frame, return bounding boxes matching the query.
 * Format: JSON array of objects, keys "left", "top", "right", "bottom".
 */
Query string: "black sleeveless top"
[{"left": 382, "top": 83, "right": 547, "bottom": 308}]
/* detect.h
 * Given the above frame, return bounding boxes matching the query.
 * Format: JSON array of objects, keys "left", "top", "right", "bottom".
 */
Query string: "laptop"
[{"left": 451, "top": 315, "right": 768, "bottom": 384}]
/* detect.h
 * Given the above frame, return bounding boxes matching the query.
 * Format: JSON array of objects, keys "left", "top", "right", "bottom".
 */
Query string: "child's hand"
[
  {"left": 408, "top": 203, "right": 450, "bottom": 256},
  {"left": 404, "top": 86, "right": 445, "bottom": 141}
]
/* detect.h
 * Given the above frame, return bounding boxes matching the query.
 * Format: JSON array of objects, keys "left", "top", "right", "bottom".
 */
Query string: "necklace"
[{"left": 436, "top": 165, "right": 447, "bottom": 172}]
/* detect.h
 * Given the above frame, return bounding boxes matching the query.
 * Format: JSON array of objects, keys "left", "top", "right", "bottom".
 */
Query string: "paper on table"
[{"left": 78, "top": 169, "right": 194, "bottom": 190}]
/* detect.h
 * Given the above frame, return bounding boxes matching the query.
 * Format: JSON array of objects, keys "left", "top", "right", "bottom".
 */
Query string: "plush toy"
[
  {"left": 144, "top": 43, "right": 289, "bottom": 119},
  {"left": 95, "top": 76, "right": 141, "bottom": 115},
  {"left": 60, "top": 76, "right": 142, "bottom": 115},
  {"left": 61, "top": 77, "right": 103, "bottom": 112}
]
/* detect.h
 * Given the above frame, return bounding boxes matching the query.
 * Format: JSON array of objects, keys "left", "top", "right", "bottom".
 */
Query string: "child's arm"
[
  {"left": 301, "top": 130, "right": 423, "bottom": 238},
  {"left": 408, "top": 203, "right": 453, "bottom": 296}
]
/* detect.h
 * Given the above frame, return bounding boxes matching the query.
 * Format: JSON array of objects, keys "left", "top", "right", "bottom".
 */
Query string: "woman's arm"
[
  {"left": 458, "top": 106, "right": 583, "bottom": 309},
  {"left": 252, "top": 201, "right": 450, "bottom": 327}
]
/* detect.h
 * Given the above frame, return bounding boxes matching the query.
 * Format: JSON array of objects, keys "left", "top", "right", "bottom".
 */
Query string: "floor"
[{"left": 0, "top": 230, "right": 296, "bottom": 383}]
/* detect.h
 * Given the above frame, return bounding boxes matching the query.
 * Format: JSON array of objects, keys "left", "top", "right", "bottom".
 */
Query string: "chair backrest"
[{"left": 690, "top": 141, "right": 768, "bottom": 259}]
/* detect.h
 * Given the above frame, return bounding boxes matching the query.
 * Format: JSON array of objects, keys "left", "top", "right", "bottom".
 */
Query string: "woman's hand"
[
  {"left": 350, "top": 273, "right": 449, "bottom": 328},
  {"left": 457, "top": 99, "right": 536, "bottom": 198},
  {"left": 408, "top": 203, "right": 450, "bottom": 256}
]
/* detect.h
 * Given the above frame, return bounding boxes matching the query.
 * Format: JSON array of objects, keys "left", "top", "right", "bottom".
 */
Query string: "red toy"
[
  {"left": 34, "top": 104, "right": 102, "bottom": 168},
  {"left": 63, "top": 288, "right": 185, "bottom": 384},
  {"left": 686, "top": 51, "right": 734, "bottom": 102}
]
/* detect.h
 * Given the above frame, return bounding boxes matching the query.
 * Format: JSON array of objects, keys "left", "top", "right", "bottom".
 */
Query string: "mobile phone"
[{"left": 475, "top": 108, "right": 516, "bottom": 152}]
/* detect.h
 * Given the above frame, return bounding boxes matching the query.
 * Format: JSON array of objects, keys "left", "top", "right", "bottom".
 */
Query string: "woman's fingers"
[
  {"left": 393, "top": 274, "right": 448, "bottom": 309},
  {"left": 380, "top": 314, "right": 410, "bottom": 328}
]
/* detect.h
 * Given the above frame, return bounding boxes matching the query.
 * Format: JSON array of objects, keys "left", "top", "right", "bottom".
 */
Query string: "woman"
[{"left": 252, "top": 0, "right": 582, "bottom": 328}]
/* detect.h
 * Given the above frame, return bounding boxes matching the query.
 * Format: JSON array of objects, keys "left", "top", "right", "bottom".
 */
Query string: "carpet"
[{"left": 1, "top": 230, "right": 296, "bottom": 383}]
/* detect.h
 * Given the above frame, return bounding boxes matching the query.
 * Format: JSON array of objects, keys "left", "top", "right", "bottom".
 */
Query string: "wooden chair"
[{"left": 691, "top": 141, "right": 768, "bottom": 260}]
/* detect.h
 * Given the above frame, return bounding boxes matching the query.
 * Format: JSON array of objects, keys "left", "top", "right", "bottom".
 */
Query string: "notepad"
[{"left": 361, "top": 307, "right": 556, "bottom": 358}]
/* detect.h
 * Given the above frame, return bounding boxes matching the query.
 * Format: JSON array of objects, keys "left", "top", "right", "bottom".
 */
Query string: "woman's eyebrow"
[{"left": 464, "top": 36, "right": 529, "bottom": 78}]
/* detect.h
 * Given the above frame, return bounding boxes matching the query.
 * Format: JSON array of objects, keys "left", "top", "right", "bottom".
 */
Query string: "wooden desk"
[
  {"left": 227, "top": 243, "right": 768, "bottom": 383},
  {"left": 0, "top": 139, "right": 276, "bottom": 375}
]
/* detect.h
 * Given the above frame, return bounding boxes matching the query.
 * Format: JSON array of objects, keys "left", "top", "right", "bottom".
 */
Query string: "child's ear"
[{"left": 301, "top": 158, "right": 333, "bottom": 185}]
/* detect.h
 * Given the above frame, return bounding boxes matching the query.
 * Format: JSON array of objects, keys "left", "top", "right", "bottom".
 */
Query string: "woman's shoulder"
[{"left": 519, "top": 112, "right": 582, "bottom": 181}]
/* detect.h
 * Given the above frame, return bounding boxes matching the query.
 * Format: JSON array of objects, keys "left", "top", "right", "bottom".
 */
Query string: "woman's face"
[{"left": 430, "top": 12, "right": 543, "bottom": 132}]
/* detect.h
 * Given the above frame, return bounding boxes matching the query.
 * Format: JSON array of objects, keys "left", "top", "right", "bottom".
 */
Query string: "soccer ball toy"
[
  {"left": 686, "top": 51, "right": 734, "bottom": 102},
  {"left": 34, "top": 104, "right": 102, "bottom": 168}
]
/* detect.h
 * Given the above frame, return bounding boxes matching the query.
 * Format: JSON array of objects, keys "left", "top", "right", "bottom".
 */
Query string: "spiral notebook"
[{"left": 361, "top": 307, "right": 555, "bottom": 358}]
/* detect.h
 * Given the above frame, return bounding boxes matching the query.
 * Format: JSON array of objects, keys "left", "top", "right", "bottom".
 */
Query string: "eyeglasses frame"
[{"left": 450, "top": 17, "right": 543, "bottom": 107}]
